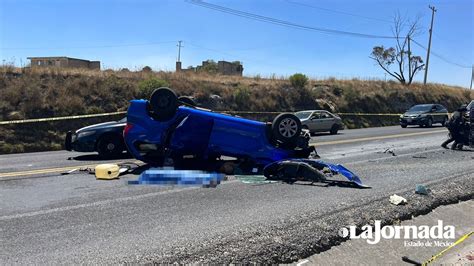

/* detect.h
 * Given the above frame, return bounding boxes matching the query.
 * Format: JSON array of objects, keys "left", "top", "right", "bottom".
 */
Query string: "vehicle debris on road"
[
  {"left": 389, "top": 194, "right": 407, "bottom": 205},
  {"left": 415, "top": 184, "right": 429, "bottom": 195}
]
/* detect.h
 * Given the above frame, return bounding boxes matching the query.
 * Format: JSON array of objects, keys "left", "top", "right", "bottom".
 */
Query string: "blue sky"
[{"left": 1, "top": 0, "right": 472, "bottom": 88}]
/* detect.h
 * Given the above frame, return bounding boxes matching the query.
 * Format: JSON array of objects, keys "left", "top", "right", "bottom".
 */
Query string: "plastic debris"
[
  {"left": 389, "top": 194, "right": 407, "bottom": 205},
  {"left": 415, "top": 184, "right": 429, "bottom": 195},
  {"left": 235, "top": 175, "right": 278, "bottom": 184},
  {"left": 95, "top": 164, "right": 120, "bottom": 180},
  {"left": 383, "top": 149, "right": 397, "bottom": 156}
]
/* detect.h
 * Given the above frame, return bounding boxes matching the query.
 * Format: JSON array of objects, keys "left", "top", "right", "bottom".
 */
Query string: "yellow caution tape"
[
  {"left": 0, "top": 110, "right": 452, "bottom": 125},
  {"left": 422, "top": 231, "right": 473, "bottom": 265},
  {"left": 0, "top": 111, "right": 126, "bottom": 125}
]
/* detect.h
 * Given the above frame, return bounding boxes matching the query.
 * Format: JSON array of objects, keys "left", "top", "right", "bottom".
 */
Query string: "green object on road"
[
  {"left": 415, "top": 184, "right": 429, "bottom": 195},
  {"left": 235, "top": 175, "right": 278, "bottom": 184}
]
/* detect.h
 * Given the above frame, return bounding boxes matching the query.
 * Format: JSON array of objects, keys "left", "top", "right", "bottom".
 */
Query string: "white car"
[{"left": 295, "top": 110, "right": 344, "bottom": 135}]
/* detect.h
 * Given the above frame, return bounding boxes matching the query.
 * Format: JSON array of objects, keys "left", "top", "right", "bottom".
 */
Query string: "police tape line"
[
  {"left": 0, "top": 111, "right": 127, "bottom": 125},
  {"left": 0, "top": 111, "right": 423, "bottom": 125}
]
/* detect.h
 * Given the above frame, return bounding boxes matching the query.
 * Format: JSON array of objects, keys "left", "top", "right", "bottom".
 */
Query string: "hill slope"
[{"left": 0, "top": 67, "right": 472, "bottom": 154}]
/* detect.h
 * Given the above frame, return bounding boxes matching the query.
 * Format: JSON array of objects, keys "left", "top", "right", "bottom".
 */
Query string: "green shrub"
[
  {"left": 138, "top": 78, "right": 169, "bottom": 99},
  {"left": 233, "top": 86, "right": 251, "bottom": 108},
  {"left": 289, "top": 73, "right": 308, "bottom": 89}
]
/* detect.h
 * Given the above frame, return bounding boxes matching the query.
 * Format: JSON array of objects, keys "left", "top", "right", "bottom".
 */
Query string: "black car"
[
  {"left": 65, "top": 118, "right": 127, "bottom": 158},
  {"left": 399, "top": 104, "right": 449, "bottom": 128}
]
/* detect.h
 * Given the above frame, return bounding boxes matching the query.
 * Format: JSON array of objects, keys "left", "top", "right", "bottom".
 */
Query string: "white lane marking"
[
  {"left": 0, "top": 180, "right": 240, "bottom": 221},
  {"left": 297, "top": 259, "right": 309, "bottom": 266}
]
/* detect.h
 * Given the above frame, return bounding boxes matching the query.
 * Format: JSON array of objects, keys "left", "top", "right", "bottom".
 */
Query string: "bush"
[
  {"left": 233, "top": 86, "right": 251, "bottom": 108},
  {"left": 289, "top": 73, "right": 308, "bottom": 89},
  {"left": 138, "top": 78, "right": 169, "bottom": 99},
  {"left": 142, "top": 66, "right": 152, "bottom": 72}
]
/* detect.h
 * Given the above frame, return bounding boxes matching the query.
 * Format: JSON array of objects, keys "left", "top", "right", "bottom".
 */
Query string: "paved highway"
[{"left": 1, "top": 125, "right": 473, "bottom": 263}]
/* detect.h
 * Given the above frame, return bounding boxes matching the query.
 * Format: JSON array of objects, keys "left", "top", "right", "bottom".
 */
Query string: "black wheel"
[
  {"left": 272, "top": 113, "right": 302, "bottom": 144},
  {"left": 426, "top": 118, "right": 433, "bottom": 128},
  {"left": 401, "top": 124, "right": 407, "bottom": 128},
  {"left": 178, "top": 96, "right": 197, "bottom": 107},
  {"left": 150, "top": 87, "right": 178, "bottom": 121},
  {"left": 330, "top": 124, "right": 339, "bottom": 135},
  {"left": 97, "top": 134, "right": 124, "bottom": 159},
  {"left": 441, "top": 116, "right": 448, "bottom": 126}
]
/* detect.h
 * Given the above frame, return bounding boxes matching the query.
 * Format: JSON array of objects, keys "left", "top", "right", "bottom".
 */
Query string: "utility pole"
[
  {"left": 407, "top": 35, "right": 412, "bottom": 80},
  {"left": 423, "top": 5, "right": 437, "bottom": 85},
  {"left": 176, "top": 40, "right": 183, "bottom": 72},
  {"left": 177, "top": 40, "right": 183, "bottom": 62},
  {"left": 470, "top": 65, "right": 473, "bottom": 90}
]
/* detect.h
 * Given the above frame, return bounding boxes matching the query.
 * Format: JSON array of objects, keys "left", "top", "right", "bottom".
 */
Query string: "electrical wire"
[
  {"left": 186, "top": 0, "right": 396, "bottom": 39},
  {"left": 411, "top": 39, "right": 471, "bottom": 69},
  {"left": 284, "top": 0, "right": 392, "bottom": 24},
  {"left": 1, "top": 41, "right": 177, "bottom": 50}
]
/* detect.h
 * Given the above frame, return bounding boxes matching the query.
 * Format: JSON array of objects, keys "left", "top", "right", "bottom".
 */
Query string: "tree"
[
  {"left": 142, "top": 66, "right": 152, "bottom": 72},
  {"left": 370, "top": 13, "right": 424, "bottom": 85}
]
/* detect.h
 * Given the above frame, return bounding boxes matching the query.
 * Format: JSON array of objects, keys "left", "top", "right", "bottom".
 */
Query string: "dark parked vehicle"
[
  {"left": 65, "top": 118, "right": 127, "bottom": 158},
  {"left": 399, "top": 104, "right": 449, "bottom": 128}
]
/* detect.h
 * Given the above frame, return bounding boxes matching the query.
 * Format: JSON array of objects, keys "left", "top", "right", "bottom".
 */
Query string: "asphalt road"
[{"left": 1, "top": 125, "right": 473, "bottom": 264}]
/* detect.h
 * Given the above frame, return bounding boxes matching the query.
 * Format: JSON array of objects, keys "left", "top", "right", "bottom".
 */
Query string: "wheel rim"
[
  {"left": 278, "top": 118, "right": 298, "bottom": 138},
  {"left": 106, "top": 143, "right": 115, "bottom": 151}
]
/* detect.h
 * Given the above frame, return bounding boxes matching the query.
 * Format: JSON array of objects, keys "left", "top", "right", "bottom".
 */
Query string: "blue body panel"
[{"left": 125, "top": 100, "right": 293, "bottom": 165}]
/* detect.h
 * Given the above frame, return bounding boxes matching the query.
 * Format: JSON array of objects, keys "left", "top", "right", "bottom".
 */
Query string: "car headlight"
[
  {"left": 418, "top": 114, "right": 427, "bottom": 118},
  {"left": 400, "top": 114, "right": 404, "bottom": 118},
  {"left": 77, "top": 131, "right": 96, "bottom": 138}
]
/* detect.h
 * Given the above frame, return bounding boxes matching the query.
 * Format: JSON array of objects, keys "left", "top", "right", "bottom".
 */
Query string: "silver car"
[{"left": 295, "top": 110, "right": 344, "bottom": 135}]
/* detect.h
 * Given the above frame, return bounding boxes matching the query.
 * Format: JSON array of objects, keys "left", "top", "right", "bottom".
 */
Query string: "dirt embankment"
[{"left": 0, "top": 67, "right": 472, "bottom": 154}]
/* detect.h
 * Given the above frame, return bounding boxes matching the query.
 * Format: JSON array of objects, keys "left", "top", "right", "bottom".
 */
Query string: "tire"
[
  {"left": 426, "top": 118, "right": 433, "bottom": 128},
  {"left": 97, "top": 134, "right": 124, "bottom": 159},
  {"left": 150, "top": 87, "right": 178, "bottom": 121},
  {"left": 272, "top": 113, "right": 302, "bottom": 144},
  {"left": 441, "top": 116, "right": 448, "bottom": 126},
  {"left": 178, "top": 96, "right": 197, "bottom": 107},
  {"left": 401, "top": 124, "right": 407, "bottom": 128},
  {"left": 330, "top": 124, "right": 339, "bottom": 135}
]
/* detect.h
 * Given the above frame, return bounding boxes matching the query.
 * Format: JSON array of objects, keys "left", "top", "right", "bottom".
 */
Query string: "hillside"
[{"left": 0, "top": 67, "right": 472, "bottom": 154}]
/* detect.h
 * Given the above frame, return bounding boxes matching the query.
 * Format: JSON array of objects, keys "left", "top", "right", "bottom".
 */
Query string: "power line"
[
  {"left": 411, "top": 38, "right": 471, "bottom": 69},
  {"left": 284, "top": 0, "right": 392, "bottom": 24},
  {"left": 1, "top": 41, "right": 177, "bottom": 50},
  {"left": 185, "top": 0, "right": 396, "bottom": 39}
]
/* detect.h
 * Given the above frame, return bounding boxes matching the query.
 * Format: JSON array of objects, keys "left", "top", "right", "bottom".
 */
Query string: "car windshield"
[
  {"left": 295, "top": 111, "right": 312, "bottom": 119},
  {"left": 407, "top": 105, "right": 432, "bottom": 112}
]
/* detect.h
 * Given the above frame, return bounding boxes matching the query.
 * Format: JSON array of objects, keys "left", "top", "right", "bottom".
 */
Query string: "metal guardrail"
[{"left": 0, "top": 111, "right": 408, "bottom": 125}]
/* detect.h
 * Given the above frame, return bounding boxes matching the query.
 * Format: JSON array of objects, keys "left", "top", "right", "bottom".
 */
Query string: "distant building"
[
  {"left": 176, "top": 60, "right": 243, "bottom": 76},
  {"left": 27, "top": 57, "right": 100, "bottom": 70}
]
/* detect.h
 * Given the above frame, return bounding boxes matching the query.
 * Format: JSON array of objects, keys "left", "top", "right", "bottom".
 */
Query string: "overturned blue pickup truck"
[{"left": 123, "top": 87, "right": 367, "bottom": 188}]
